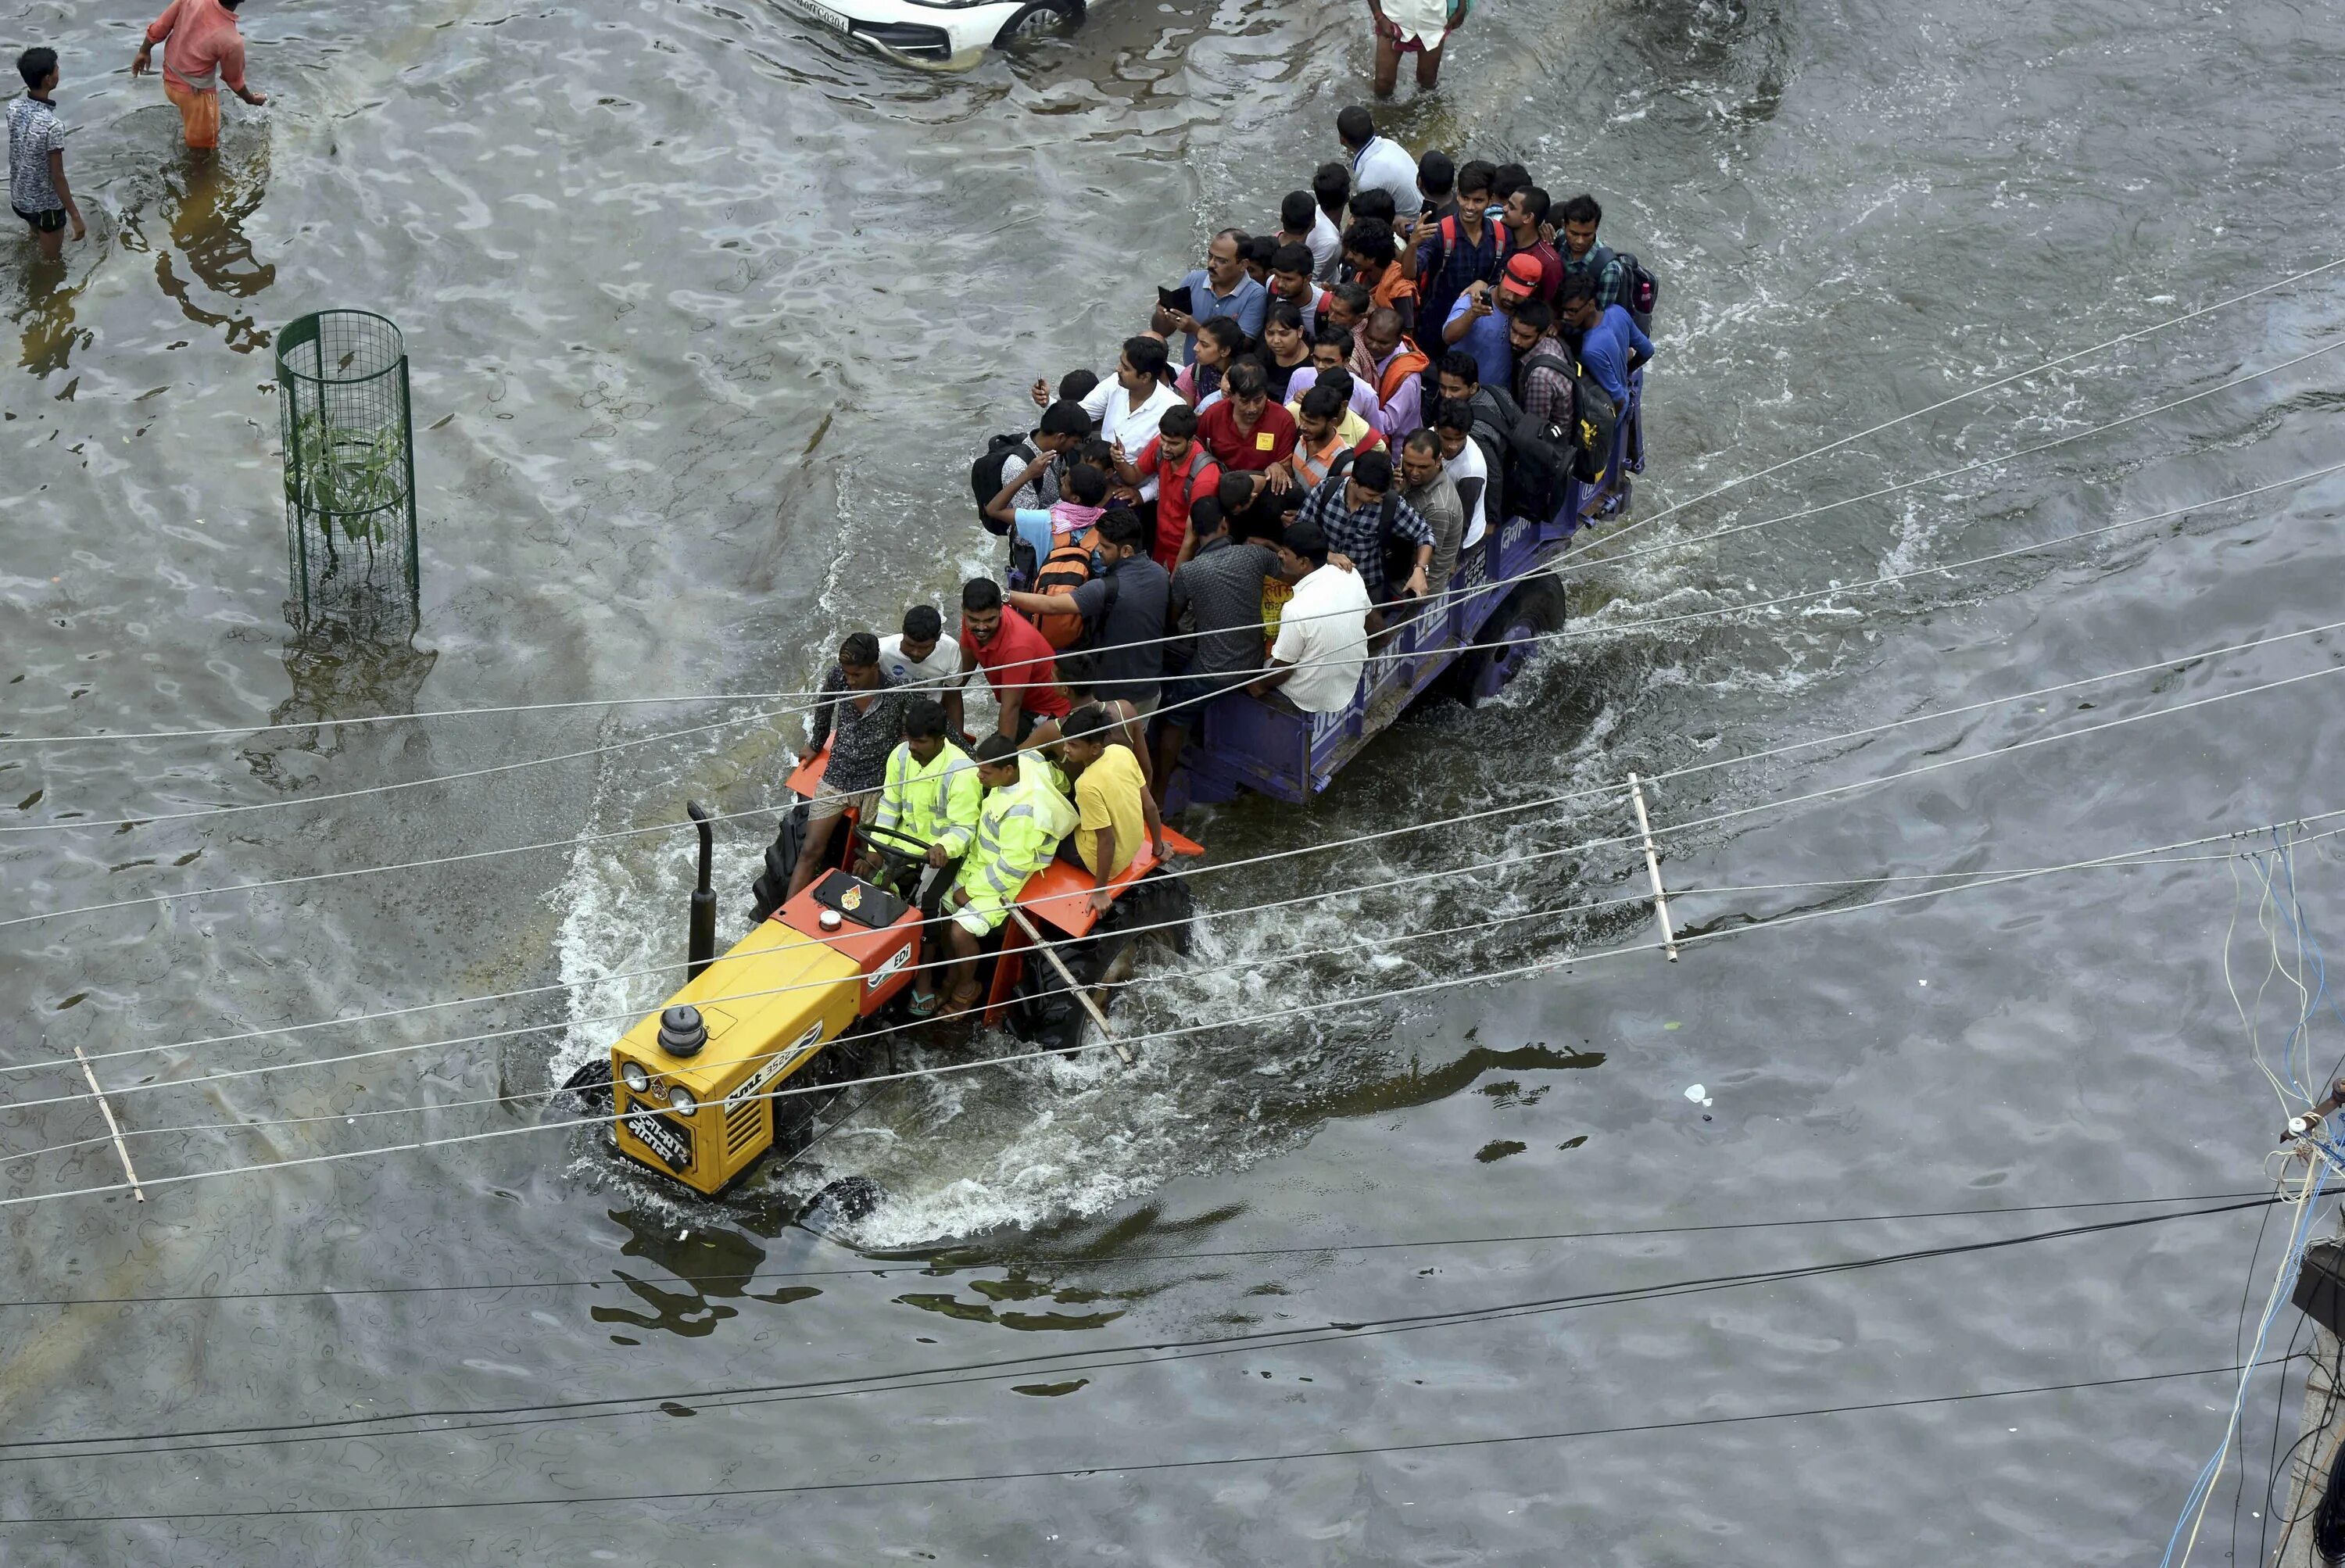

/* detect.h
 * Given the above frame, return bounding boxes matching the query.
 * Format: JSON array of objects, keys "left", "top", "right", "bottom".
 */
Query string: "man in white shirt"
[
  {"left": 1280, "top": 189, "right": 1343, "bottom": 285},
  {"left": 877, "top": 606, "right": 966, "bottom": 737},
  {"left": 1337, "top": 105, "right": 1421, "bottom": 224},
  {"left": 1434, "top": 400, "right": 1491, "bottom": 551},
  {"left": 1078, "top": 338, "right": 1183, "bottom": 504},
  {"left": 1252, "top": 519, "right": 1371, "bottom": 716}
]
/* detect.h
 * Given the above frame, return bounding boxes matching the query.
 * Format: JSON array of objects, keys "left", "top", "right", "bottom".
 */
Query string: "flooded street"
[{"left": 4, "top": 0, "right": 2345, "bottom": 1559}]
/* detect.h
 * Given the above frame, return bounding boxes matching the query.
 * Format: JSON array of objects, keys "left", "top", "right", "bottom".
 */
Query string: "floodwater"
[{"left": 3, "top": 0, "right": 2343, "bottom": 1559}]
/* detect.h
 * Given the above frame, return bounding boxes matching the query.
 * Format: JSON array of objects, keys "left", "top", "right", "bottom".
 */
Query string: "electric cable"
[
  {"left": 10, "top": 442, "right": 2341, "bottom": 850},
  {"left": 5, "top": 454, "right": 2337, "bottom": 939},
  {"left": 2163, "top": 1155, "right": 2328, "bottom": 1567},
  {"left": 11, "top": 652, "right": 2343, "bottom": 1125},
  {"left": 1559, "top": 334, "right": 2345, "bottom": 578},
  {"left": 20, "top": 818, "right": 2338, "bottom": 1170},
  {"left": 0, "top": 1189, "right": 2274, "bottom": 1312},
  {"left": 34, "top": 605, "right": 2345, "bottom": 1085},
  {"left": 0, "top": 1356, "right": 2301, "bottom": 1526},
  {"left": 0, "top": 1195, "right": 2278, "bottom": 1467},
  {"left": 9, "top": 249, "right": 2338, "bottom": 754},
  {"left": 2, "top": 805, "right": 2331, "bottom": 1209},
  {"left": 1587, "top": 252, "right": 2345, "bottom": 557}
]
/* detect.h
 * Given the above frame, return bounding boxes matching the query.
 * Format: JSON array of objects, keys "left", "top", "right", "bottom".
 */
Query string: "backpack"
[
  {"left": 1030, "top": 538, "right": 1095, "bottom": 650},
  {"left": 1508, "top": 349, "right": 1619, "bottom": 488},
  {"left": 1032, "top": 541, "right": 1124, "bottom": 652},
  {"left": 1610, "top": 250, "right": 1659, "bottom": 332},
  {"left": 971, "top": 433, "right": 1036, "bottom": 536}
]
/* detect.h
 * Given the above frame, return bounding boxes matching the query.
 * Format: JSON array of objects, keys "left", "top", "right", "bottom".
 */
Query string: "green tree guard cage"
[{"left": 277, "top": 310, "right": 420, "bottom": 629}]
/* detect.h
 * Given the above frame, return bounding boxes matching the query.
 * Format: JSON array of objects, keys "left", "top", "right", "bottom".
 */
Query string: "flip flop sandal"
[
  {"left": 907, "top": 990, "right": 943, "bottom": 1019},
  {"left": 946, "top": 983, "right": 985, "bottom": 1015}
]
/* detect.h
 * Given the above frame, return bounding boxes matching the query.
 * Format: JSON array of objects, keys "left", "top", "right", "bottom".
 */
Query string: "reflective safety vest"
[
  {"left": 953, "top": 752, "right": 1079, "bottom": 916},
  {"left": 870, "top": 739, "right": 983, "bottom": 860}
]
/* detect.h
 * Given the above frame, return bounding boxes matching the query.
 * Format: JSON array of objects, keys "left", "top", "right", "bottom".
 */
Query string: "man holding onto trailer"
[
  {"left": 786, "top": 633, "right": 906, "bottom": 900},
  {"left": 937, "top": 736, "right": 1079, "bottom": 1015},
  {"left": 1059, "top": 703, "right": 1168, "bottom": 915}
]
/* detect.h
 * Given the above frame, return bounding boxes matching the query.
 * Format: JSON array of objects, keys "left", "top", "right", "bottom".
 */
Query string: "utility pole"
[{"left": 2275, "top": 1084, "right": 2345, "bottom": 1566}]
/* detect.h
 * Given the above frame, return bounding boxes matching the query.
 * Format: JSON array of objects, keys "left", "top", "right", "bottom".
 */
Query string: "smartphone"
[{"left": 1157, "top": 284, "right": 1193, "bottom": 315}]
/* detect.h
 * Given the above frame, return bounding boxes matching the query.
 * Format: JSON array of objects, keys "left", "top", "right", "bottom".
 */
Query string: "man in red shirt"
[
  {"left": 955, "top": 578, "right": 1073, "bottom": 742},
  {"left": 1119, "top": 404, "right": 1222, "bottom": 567},
  {"left": 1195, "top": 361, "right": 1301, "bottom": 535}
]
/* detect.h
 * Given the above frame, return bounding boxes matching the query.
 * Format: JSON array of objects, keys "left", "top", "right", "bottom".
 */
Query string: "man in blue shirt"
[
  {"left": 1156, "top": 228, "right": 1266, "bottom": 366},
  {"left": 1559, "top": 275, "right": 1653, "bottom": 406},
  {"left": 1441, "top": 250, "right": 1541, "bottom": 391}
]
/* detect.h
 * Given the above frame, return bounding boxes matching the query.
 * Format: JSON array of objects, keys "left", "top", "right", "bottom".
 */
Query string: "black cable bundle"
[{"left": 2313, "top": 1430, "right": 2345, "bottom": 1565}]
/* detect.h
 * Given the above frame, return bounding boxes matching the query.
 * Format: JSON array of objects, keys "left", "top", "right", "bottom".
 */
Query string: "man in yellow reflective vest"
[
  {"left": 856, "top": 696, "right": 980, "bottom": 908},
  {"left": 937, "top": 733, "right": 1077, "bottom": 1015}
]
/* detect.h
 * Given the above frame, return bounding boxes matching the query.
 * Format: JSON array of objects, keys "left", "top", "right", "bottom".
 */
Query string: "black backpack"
[
  {"left": 1611, "top": 250, "right": 1659, "bottom": 332},
  {"left": 971, "top": 433, "right": 1036, "bottom": 536},
  {"left": 1512, "top": 349, "right": 1619, "bottom": 488}
]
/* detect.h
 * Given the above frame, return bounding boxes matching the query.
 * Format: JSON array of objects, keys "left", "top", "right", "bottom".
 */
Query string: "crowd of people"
[{"left": 782, "top": 106, "right": 1661, "bottom": 1013}]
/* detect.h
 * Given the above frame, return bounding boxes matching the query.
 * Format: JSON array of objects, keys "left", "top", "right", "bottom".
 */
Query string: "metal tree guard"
[{"left": 277, "top": 310, "right": 419, "bottom": 629}]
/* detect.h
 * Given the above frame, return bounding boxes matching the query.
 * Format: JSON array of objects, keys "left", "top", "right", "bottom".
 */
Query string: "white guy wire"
[
  {"left": 7, "top": 254, "right": 2339, "bottom": 753},
  {"left": 7, "top": 804, "right": 2338, "bottom": 1212},
  {"left": 12, "top": 660, "right": 2345, "bottom": 1120},
  {"left": 25, "top": 605, "right": 2345, "bottom": 1084},
  {"left": 9, "top": 456, "right": 2339, "bottom": 938}
]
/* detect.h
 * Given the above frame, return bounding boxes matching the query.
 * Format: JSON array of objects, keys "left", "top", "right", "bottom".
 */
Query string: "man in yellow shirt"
[{"left": 1061, "top": 703, "right": 1168, "bottom": 915}]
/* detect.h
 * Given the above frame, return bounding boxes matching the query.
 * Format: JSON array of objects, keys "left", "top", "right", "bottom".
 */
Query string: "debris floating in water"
[{"left": 1684, "top": 1083, "right": 1713, "bottom": 1107}]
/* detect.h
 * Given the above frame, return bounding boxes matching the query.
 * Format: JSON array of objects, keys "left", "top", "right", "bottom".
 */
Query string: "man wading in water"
[{"left": 134, "top": 0, "right": 267, "bottom": 156}]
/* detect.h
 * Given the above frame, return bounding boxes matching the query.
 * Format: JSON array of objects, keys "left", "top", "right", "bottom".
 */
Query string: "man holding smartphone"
[{"left": 1151, "top": 230, "right": 1267, "bottom": 367}]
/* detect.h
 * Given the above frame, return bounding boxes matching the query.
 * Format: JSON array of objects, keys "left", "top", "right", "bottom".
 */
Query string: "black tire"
[
  {"left": 995, "top": 0, "right": 1084, "bottom": 45},
  {"left": 1447, "top": 577, "right": 1567, "bottom": 705}
]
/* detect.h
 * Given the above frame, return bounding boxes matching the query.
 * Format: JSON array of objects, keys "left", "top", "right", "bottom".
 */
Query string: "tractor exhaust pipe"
[{"left": 686, "top": 802, "right": 717, "bottom": 982}]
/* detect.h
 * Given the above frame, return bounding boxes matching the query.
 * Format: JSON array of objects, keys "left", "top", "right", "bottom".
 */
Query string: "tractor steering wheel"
[{"left": 850, "top": 821, "right": 933, "bottom": 896}]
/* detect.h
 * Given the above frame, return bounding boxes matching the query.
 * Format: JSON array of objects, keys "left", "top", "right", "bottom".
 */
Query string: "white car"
[{"left": 795, "top": 0, "right": 1084, "bottom": 66}]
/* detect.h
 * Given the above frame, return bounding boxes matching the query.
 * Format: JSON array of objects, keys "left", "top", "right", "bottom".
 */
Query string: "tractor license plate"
[{"left": 625, "top": 1107, "right": 696, "bottom": 1173}]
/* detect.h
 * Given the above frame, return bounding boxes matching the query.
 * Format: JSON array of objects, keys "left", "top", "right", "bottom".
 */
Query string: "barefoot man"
[{"left": 134, "top": 0, "right": 266, "bottom": 156}]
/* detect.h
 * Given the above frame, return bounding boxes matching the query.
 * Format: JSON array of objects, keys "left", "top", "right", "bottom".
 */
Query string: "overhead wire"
[
  {"left": 20, "top": 818, "right": 2345, "bottom": 1171},
  {"left": 0, "top": 1356, "right": 2303, "bottom": 1525},
  {"left": 1588, "top": 250, "right": 2345, "bottom": 557},
  {"left": 2163, "top": 1153, "right": 2329, "bottom": 1567},
  {"left": 10, "top": 652, "right": 2345, "bottom": 1124},
  {"left": 4, "top": 803, "right": 2337, "bottom": 1209},
  {"left": 8, "top": 454, "right": 2340, "bottom": 939},
  {"left": 0, "top": 1196, "right": 2279, "bottom": 1468},
  {"left": 36, "top": 605, "right": 2345, "bottom": 1084},
  {"left": 7, "top": 248, "right": 2339, "bottom": 754},
  {"left": 0, "top": 1187, "right": 2276, "bottom": 1312}
]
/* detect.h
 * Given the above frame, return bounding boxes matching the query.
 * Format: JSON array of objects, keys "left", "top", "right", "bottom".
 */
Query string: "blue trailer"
[{"left": 1173, "top": 379, "right": 1644, "bottom": 808}]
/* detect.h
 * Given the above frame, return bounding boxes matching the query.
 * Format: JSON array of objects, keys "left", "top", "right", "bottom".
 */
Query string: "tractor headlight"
[
  {"left": 666, "top": 1085, "right": 699, "bottom": 1117},
  {"left": 620, "top": 1060, "right": 650, "bottom": 1097}
]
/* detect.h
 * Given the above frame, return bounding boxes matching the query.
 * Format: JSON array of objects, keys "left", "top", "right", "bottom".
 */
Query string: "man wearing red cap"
[{"left": 1440, "top": 250, "right": 1541, "bottom": 391}]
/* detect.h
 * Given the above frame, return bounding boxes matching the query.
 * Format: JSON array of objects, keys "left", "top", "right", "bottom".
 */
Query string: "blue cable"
[{"left": 2158, "top": 1160, "right": 2329, "bottom": 1567}]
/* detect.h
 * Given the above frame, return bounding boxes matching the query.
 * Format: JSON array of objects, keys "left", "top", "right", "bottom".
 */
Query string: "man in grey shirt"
[
  {"left": 1158, "top": 496, "right": 1280, "bottom": 784},
  {"left": 1398, "top": 429, "right": 1466, "bottom": 592}
]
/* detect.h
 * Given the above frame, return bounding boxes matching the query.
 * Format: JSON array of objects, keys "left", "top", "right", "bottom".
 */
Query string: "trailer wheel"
[{"left": 1450, "top": 576, "right": 1567, "bottom": 703}]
